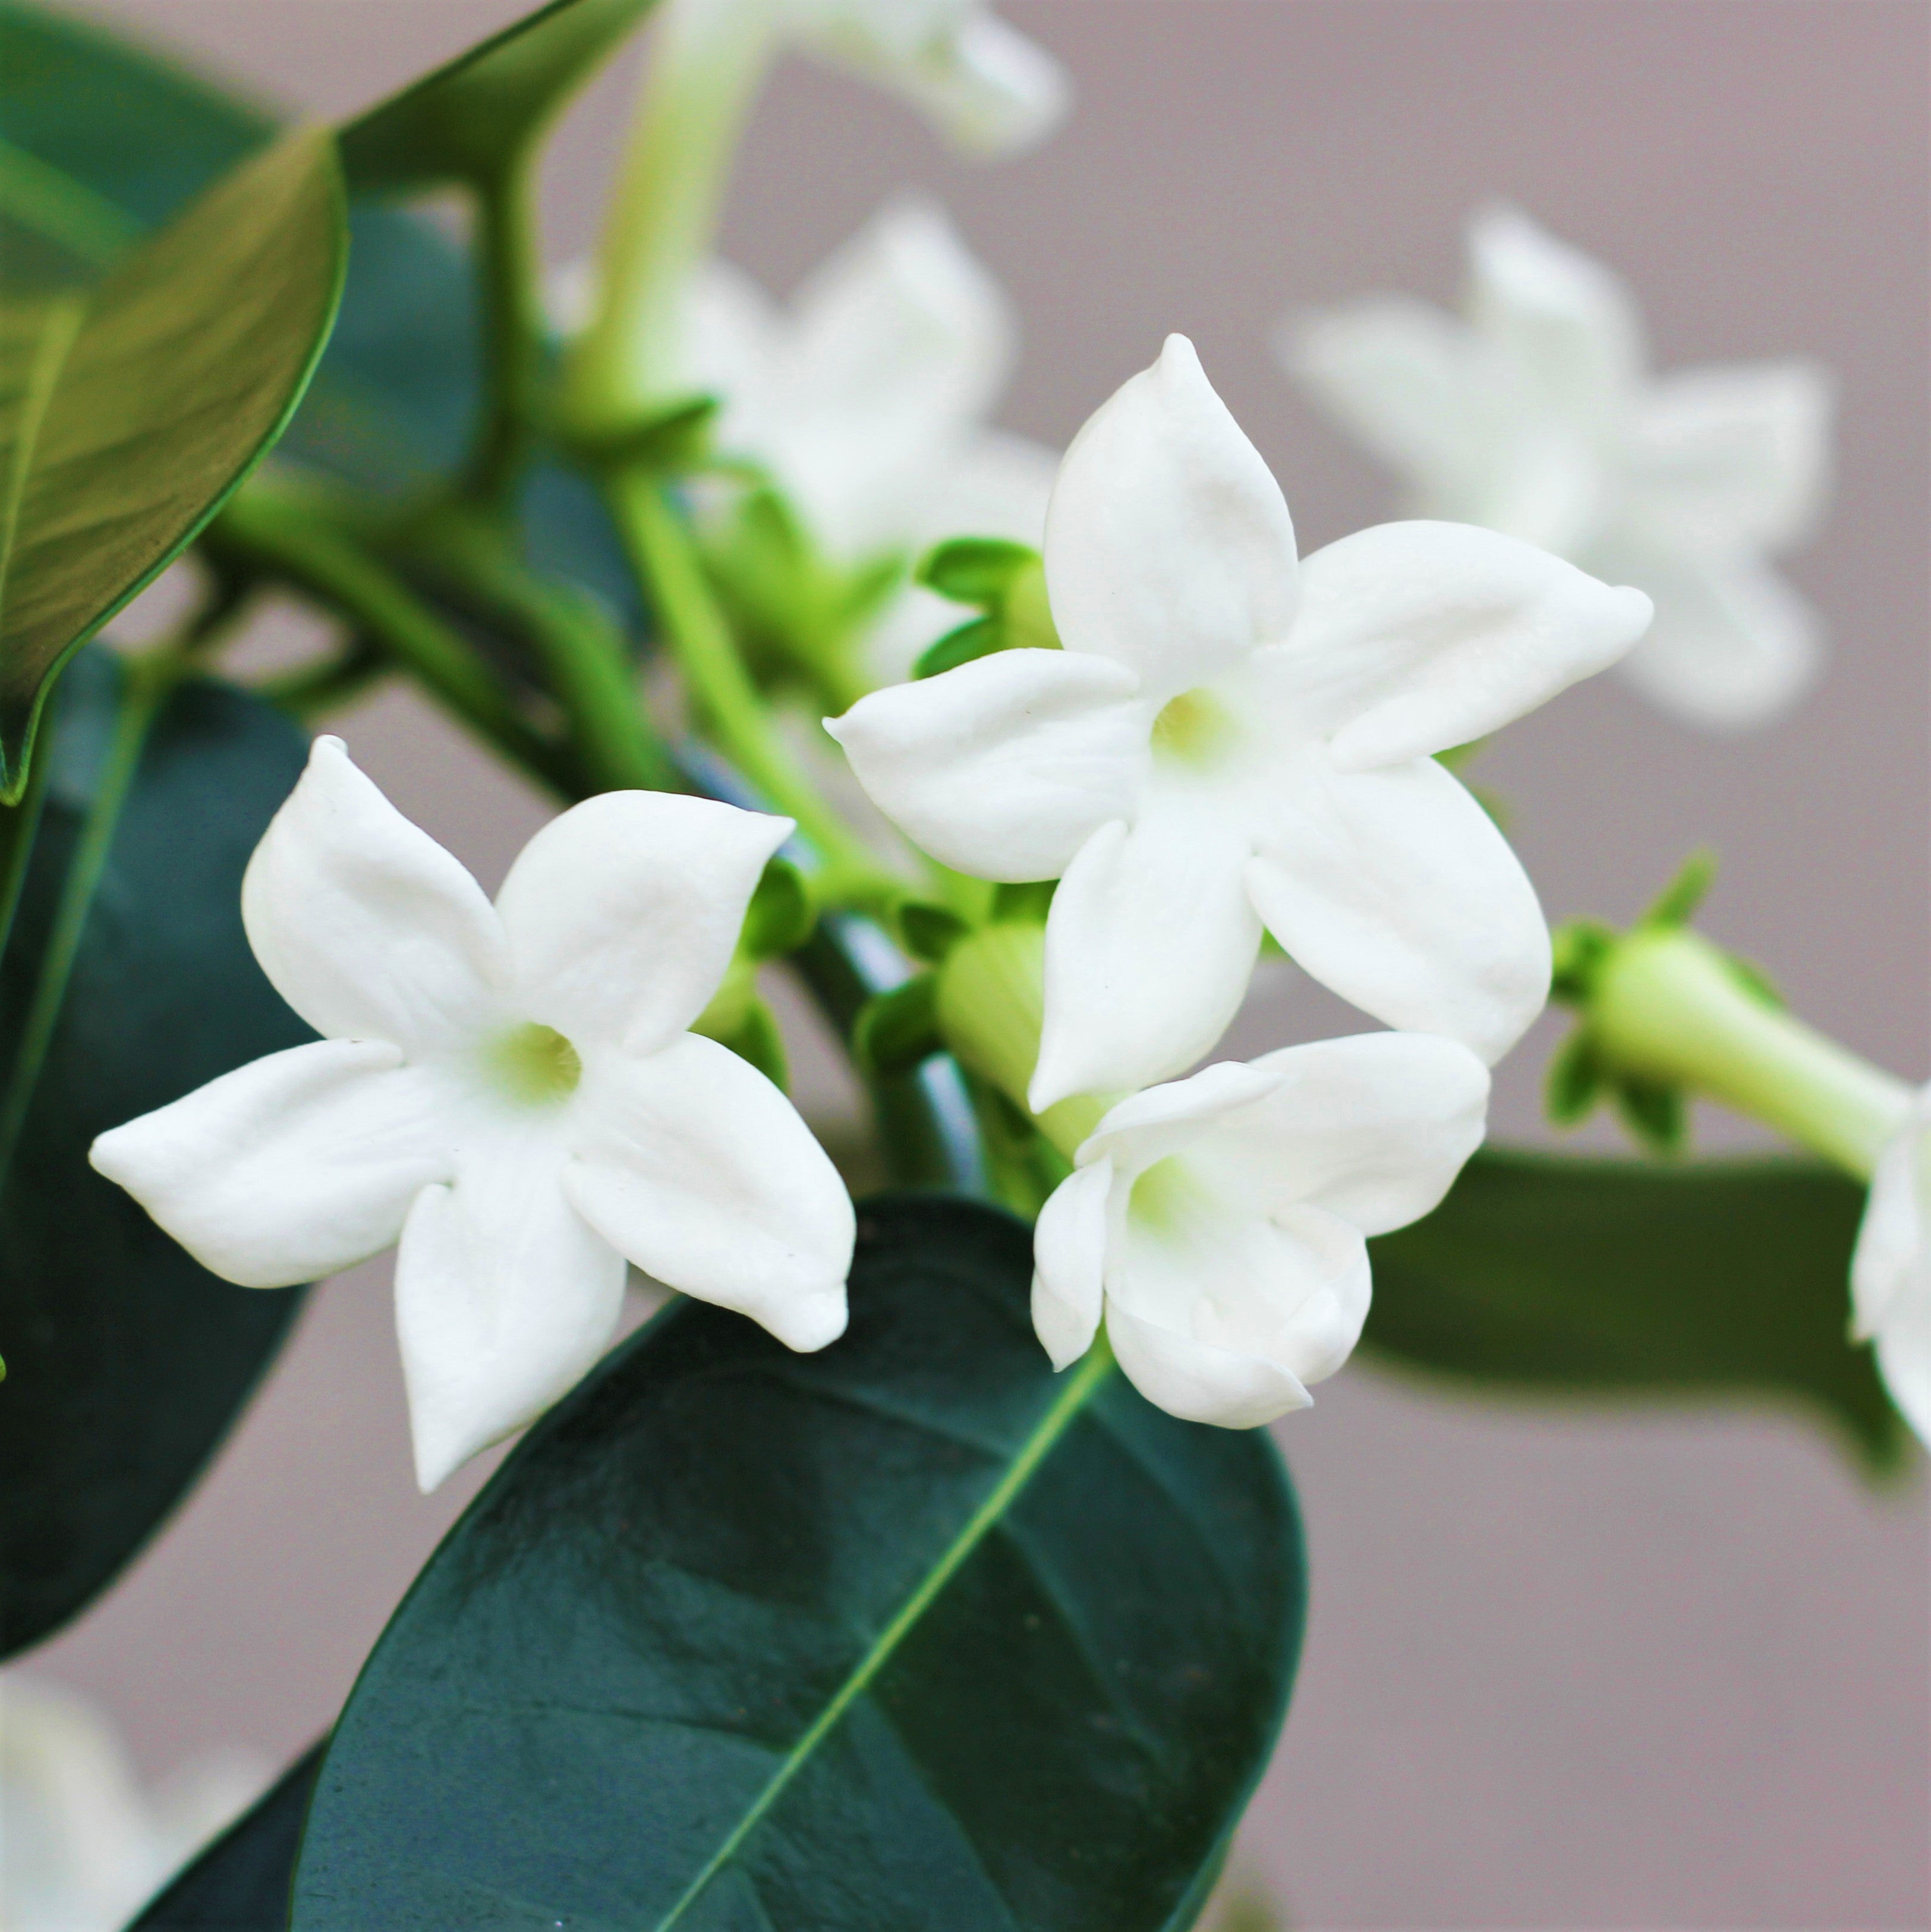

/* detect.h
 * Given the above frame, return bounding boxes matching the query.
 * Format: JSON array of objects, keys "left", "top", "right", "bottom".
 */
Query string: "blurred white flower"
[
  {"left": 1032, "top": 1033, "right": 1489, "bottom": 1424},
  {"left": 1283, "top": 207, "right": 1833, "bottom": 732},
  {"left": 91, "top": 740, "right": 854, "bottom": 1491},
  {"left": 830, "top": 334, "right": 1652, "bottom": 1107},
  {"left": 1851, "top": 1083, "right": 1931, "bottom": 1448},
  {"left": 0, "top": 1675, "right": 263, "bottom": 1932}
]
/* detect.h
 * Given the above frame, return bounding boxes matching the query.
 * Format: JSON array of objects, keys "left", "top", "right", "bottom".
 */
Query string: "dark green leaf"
[
  {"left": 0, "top": 125, "right": 346, "bottom": 798},
  {"left": 339, "top": 0, "right": 659, "bottom": 191},
  {"left": 1365, "top": 1149, "right": 1911, "bottom": 1475},
  {"left": 0, "top": 649, "right": 316, "bottom": 1657},
  {"left": 292, "top": 1197, "right": 1304, "bottom": 1929},
  {"left": 917, "top": 535, "right": 1038, "bottom": 608},
  {"left": 132, "top": 1743, "right": 325, "bottom": 1928}
]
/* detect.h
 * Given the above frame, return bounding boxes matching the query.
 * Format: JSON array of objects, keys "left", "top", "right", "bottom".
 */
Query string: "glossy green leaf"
[
  {"left": 133, "top": 1744, "right": 325, "bottom": 1928},
  {"left": 0, "top": 124, "right": 346, "bottom": 798},
  {"left": 339, "top": 0, "right": 659, "bottom": 191},
  {"left": 0, "top": 649, "right": 316, "bottom": 1657},
  {"left": 1365, "top": 1149, "right": 1910, "bottom": 1475},
  {"left": 292, "top": 1197, "right": 1304, "bottom": 1929}
]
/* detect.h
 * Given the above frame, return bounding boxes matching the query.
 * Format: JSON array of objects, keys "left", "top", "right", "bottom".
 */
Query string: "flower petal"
[
  {"left": 1104, "top": 1300, "right": 1311, "bottom": 1430},
  {"left": 1032, "top": 786, "right": 1262, "bottom": 1109},
  {"left": 1271, "top": 521, "right": 1652, "bottom": 771},
  {"left": 494, "top": 791, "right": 791, "bottom": 1056},
  {"left": 562, "top": 1033, "right": 853, "bottom": 1351},
  {"left": 1280, "top": 295, "right": 1500, "bottom": 506},
  {"left": 395, "top": 1142, "right": 626, "bottom": 1491},
  {"left": 827, "top": 648, "right": 1148, "bottom": 882},
  {"left": 1873, "top": 1289, "right": 1931, "bottom": 1453},
  {"left": 1085, "top": 1031, "right": 1488, "bottom": 1238},
  {"left": 241, "top": 737, "right": 506, "bottom": 1053},
  {"left": 1045, "top": 334, "right": 1299, "bottom": 696},
  {"left": 1605, "top": 549, "right": 1820, "bottom": 733},
  {"left": 90, "top": 1040, "right": 455, "bottom": 1289},
  {"left": 1031, "top": 1156, "right": 1112, "bottom": 1370},
  {"left": 1624, "top": 360, "right": 1833, "bottom": 555},
  {"left": 1245, "top": 753, "right": 1548, "bottom": 1065},
  {"left": 1851, "top": 1096, "right": 1931, "bottom": 1341}
]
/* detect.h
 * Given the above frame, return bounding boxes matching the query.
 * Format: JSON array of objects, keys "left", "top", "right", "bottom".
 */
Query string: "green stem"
[
  {"left": 210, "top": 489, "right": 581, "bottom": 798},
  {"left": 1591, "top": 926, "right": 1913, "bottom": 1180},
  {"left": 563, "top": 0, "right": 777, "bottom": 427},
  {"left": 607, "top": 470, "right": 903, "bottom": 912},
  {"left": 465, "top": 158, "right": 547, "bottom": 505},
  {"left": 0, "top": 647, "right": 182, "bottom": 1187},
  {"left": 0, "top": 684, "right": 56, "bottom": 968}
]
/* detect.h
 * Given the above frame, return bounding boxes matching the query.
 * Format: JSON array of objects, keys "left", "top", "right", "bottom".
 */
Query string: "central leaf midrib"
[
  {"left": 654, "top": 1340, "right": 1118, "bottom": 1928},
  {"left": 0, "top": 293, "right": 87, "bottom": 633}
]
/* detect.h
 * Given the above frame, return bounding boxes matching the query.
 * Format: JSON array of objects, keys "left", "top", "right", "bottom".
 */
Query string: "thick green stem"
[
  {"left": 564, "top": 0, "right": 776, "bottom": 427},
  {"left": 466, "top": 158, "right": 547, "bottom": 505},
  {"left": 211, "top": 490, "right": 581, "bottom": 798},
  {"left": 607, "top": 470, "right": 902, "bottom": 912},
  {"left": 1592, "top": 927, "right": 1913, "bottom": 1179},
  {"left": 935, "top": 921, "right": 1108, "bottom": 1161}
]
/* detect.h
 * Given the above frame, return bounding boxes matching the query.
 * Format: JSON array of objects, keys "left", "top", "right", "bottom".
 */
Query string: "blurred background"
[{"left": 20, "top": 2, "right": 1930, "bottom": 1924}]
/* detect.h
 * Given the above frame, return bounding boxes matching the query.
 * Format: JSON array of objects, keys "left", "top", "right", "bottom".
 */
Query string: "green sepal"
[
  {"left": 916, "top": 535, "right": 1038, "bottom": 606},
  {"left": 914, "top": 615, "right": 1002, "bottom": 679},
  {"left": 1613, "top": 1075, "right": 1688, "bottom": 1156},
  {"left": 991, "top": 879, "right": 1057, "bottom": 922},
  {"left": 717, "top": 995, "right": 788, "bottom": 1089},
  {"left": 1640, "top": 845, "right": 1718, "bottom": 929},
  {"left": 1549, "top": 918, "right": 1617, "bottom": 1005},
  {"left": 1725, "top": 951, "right": 1785, "bottom": 1010},
  {"left": 897, "top": 898, "right": 971, "bottom": 964},
  {"left": 567, "top": 392, "right": 718, "bottom": 476},
  {"left": 741, "top": 853, "right": 813, "bottom": 959},
  {"left": 853, "top": 973, "right": 942, "bottom": 1077},
  {"left": 338, "top": 0, "right": 660, "bottom": 191},
  {"left": 1544, "top": 1025, "right": 1605, "bottom": 1127}
]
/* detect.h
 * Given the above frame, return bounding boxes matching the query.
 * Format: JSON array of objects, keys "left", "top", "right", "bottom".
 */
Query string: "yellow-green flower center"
[
  {"left": 485, "top": 1021, "right": 582, "bottom": 1106},
  {"left": 1151, "top": 687, "right": 1235, "bottom": 766}
]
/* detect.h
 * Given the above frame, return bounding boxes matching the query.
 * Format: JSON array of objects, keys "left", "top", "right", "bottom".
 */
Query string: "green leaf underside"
[
  {"left": 0, "top": 125, "right": 346, "bottom": 798},
  {"left": 339, "top": 0, "right": 659, "bottom": 190},
  {"left": 131, "top": 1743, "right": 326, "bottom": 1928},
  {"left": 1366, "top": 1149, "right": 1910, "bottom": 1475},
  {"left": 0, "top": 649, "right": 316, "bottom": 1657},
  {"left": 293, "top": 1197, "right": 1303, "bottom": 1930}
]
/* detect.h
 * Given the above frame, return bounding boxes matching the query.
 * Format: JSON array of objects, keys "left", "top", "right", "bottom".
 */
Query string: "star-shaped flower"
[
  {"left": 1851, "top": 1083, "right": 1931, "bottom": 1449},
  {"left": 1283, "top": 207, "right": 1833, "bottom": 731},
  {"left": 829, "top": 335, "right": 1652, "bottom": 1109},
  {"left": 1032, "top": 1032, "right": 1489, "bottom": 1424},
  {"left": 91, "top": 741, "right": 855, "bottom": 1490}
]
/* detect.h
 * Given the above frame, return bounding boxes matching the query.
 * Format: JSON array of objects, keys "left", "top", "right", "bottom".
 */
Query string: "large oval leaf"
[
  {"left": 1365, "top": 1148, "right": 1909, "bottom": 1474},
  {"left": 0, "top": 649, "right": 316, "bottom": 1657},
  {"left": 0, "top": 124, "right": 346, "bottom": 798},
  {"left": 131, "top": 1744, "right": 325, "bottom": 1929},
  {"left": 291, "top": 1196, "right": 1303, "bottom": 1928},
  {"left": 340, "top": 0, "right": 659, "bottom": 191}
]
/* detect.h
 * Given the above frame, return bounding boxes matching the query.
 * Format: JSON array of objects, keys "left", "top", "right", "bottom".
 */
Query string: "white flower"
[
  {"left": 689, "top": 201, "right": 1053, "bottom": 569},
  {"left": 0, "top": 1674, "right": 263, "bottom": 1932},
  {"left": 1851, "top": 1084, "right": 1931, "bottom": 1449},
  {"left": 90, "top": 740, "right": 855, "bottom": 1491},
  {"left": 763, "top": 0, "right": 1067, "bottom": 155},
  {"left": 828, "top": 334, "right": 1653, "bottom": 1109},
  {"left": 1032, "top": 1033, "right": 1489, "bottom": 1424},
  {"left": 1283, "top": 207, "right": 1833, "bottom": 732}
]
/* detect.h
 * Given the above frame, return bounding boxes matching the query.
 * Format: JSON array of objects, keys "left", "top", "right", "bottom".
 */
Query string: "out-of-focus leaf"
[
  {"left": 0, "top": 649, "right": 315, "bottom": 1657},
  {"left": 339, "top": 0, "right": 659, "bottom": 191},
  {"left": 1365, "top": 1148, "right": 1910, "bottom": 1475},
  {"left": 0, "top": 125, "right": 345, "bottom": 797},
  {"left": 291, "top": 1197, "right": 1305, "bottom": 1930},
  {"left": 131, "top": 1743, "right": 325, "bottom": 1928}
]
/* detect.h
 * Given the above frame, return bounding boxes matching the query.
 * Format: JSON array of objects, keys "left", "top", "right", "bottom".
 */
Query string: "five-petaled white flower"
[
  {"left": 1032, "top": 1033, "right": 1489, "bottom": 1425},
  {"left": 1283, "top": 207, "right": 1832, "bottom": 732},
  {"left": 687, "top": 198, "right": 1056, "bottom": 671},
  {"left": 90, "top": 741, "right": 855, "bottom": 1491},
  {"left": 828, "top": 334, "right": 1653, "bottom": 1110},
  {"left": 1850, "top": 1083, "right": 1931, "bottom": 1450},
  {"left": 763, "top": 0, "right": 1067, "bottom": 155}
]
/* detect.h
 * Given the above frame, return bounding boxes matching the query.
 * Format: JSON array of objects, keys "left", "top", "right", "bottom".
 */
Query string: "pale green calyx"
[{"left": 484, "top": 1021, "right": 584, "bottom": 1106}]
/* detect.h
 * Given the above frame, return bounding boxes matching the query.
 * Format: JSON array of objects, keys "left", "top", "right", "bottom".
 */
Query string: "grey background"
[{"left": 28, "top": 2, "right": 1931, "bottom": 1924}]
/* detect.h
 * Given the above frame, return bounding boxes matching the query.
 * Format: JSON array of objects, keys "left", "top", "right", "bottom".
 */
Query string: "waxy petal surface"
[
  {"left": 1104, "top": 1299, "right": 1311, "bottom": 1430},
  {"left": 1030, "top": 1156, "right": 1111, "bottom": 1370},
  {"left": 90, "top": 1040, "right": 455, "bottom": 1290},
  {"left": 241, "top": 738, "right": 506, "bottom": 1055}
]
